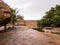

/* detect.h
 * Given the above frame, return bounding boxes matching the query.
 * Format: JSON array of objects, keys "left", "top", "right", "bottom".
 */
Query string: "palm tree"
[{"left": 10, "top": 8, "right": 17, "bottom": 29}]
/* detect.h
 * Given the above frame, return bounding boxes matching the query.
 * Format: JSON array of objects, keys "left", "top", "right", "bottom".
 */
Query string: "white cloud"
[{"left": 3, "top": 0, "right": 60, "bottom": 20}]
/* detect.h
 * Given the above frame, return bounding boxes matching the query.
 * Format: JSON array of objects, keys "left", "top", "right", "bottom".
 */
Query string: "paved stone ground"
[{"left": 0, "top": 26, "right": 60, "bottom": 45}]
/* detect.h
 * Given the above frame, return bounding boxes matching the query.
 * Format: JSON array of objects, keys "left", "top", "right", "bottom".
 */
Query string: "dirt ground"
[{"left": 0, "top": 26, "right": 60, "bottom": 45}]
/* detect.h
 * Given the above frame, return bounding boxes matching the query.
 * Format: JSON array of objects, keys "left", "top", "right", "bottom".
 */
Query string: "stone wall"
[
  {"left": 15, "top": 20, "right": 38, "bottom": 28},
  {"left": 25, "top": 20, "right": 38, "bottom": 28}
]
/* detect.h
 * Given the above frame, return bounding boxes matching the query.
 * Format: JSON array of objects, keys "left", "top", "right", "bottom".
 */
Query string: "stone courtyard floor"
[{"left": 0, "top": 26, "right": 60, "bottom": 45}]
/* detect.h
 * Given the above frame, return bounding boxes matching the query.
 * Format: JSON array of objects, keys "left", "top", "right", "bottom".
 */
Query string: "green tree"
[
  {"left": 10, "top": 8, "right": 17, "bottom": 29},
  {"left": 37, "top": 5, "right": 60, "bottom": 27},
  {"left": 16, "top": 15, "right": 25, "bottom": 25},
  {"left": 16, "top": 15, "right": 24, "bottom": 20}
]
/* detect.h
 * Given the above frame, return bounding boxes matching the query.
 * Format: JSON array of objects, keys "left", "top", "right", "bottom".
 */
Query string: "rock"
[{"left": 0, "top": 0, "right": 11, "bottom": 26}]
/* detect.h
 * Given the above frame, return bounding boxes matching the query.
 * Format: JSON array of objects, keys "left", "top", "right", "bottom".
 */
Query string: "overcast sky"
[{"left": 3, "top": 0, "right": 60, "bottom": 20}]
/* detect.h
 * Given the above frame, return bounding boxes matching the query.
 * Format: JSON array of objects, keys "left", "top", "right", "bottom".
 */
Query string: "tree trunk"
[
  {"left": 4, "top": 24, "right": 7, "bottom": 31},
  {"left": 12, "top": 22, "right": 15, "bottom": 29},
  {"left": 23, "top": 20, "right": 26, "bottom": 26}
]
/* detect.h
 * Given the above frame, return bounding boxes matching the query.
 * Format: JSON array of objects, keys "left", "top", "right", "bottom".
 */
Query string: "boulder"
[{"left": 0, "top": 0, "right": 11, "bottom": 26}]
